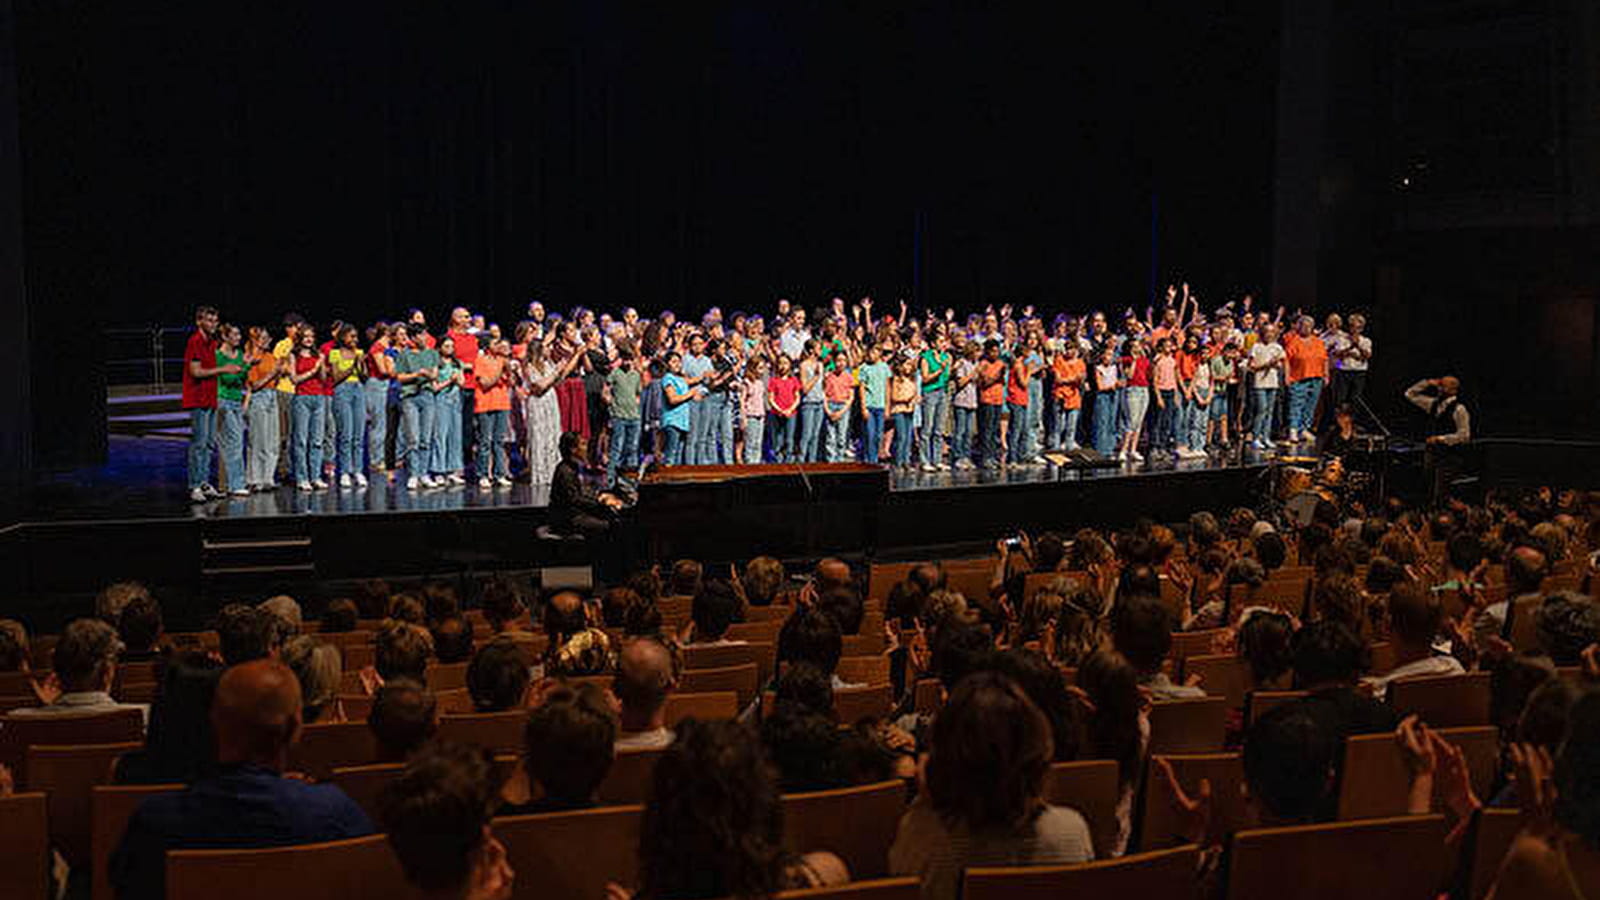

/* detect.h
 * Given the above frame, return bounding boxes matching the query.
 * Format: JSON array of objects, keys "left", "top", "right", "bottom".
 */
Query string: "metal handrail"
[{"left": 104, "top": 325, "right": 191, "bottom": 390}]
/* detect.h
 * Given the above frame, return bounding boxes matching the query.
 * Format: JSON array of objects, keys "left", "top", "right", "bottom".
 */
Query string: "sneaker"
[
  {"left": 339, "top": 474, "right": 352, "bottom": 489},
  {"left": 189, "top": 487, "right": 208, "bottom": 503},
  {"left": 355, "top": 473, "right": 368, "bottom": 488},
  {"left": 406, "top": 476, "right": 420, "bottom": 490},
  {"left": 230, "top": 487, "right": 250, "bottom": 497},
  {"left": 955, "top": 458, "right": 975, "bottom": 470},
  {"left": 449, "top": 473, "right": 466, "bottom": 485},
  {"left": 921, "top": 463, "right": 939, "bottom": 473},
  {"left": 496, "top": 476, "right": 513, "bottom": 487},
  {"left": 479, "top": 477, "right": 492, "bottom": 489},
  {"left": 313, "top": 479, "right": 329, "bottom": 490},
  {"left": 297, "top": 481, "right": 313, "bottom": 492},
  {"left": 937, "top": 462, "right": 952, "bottom": 471},
  {"left": 201, "top": 483, "right": 223, "bottom": 499},
  {"left": 1130, "top": 450, "right": 1144, "bottom": 462},
  {"left": 1249, "top": 438, "right": 1264, "bottom": 450}
]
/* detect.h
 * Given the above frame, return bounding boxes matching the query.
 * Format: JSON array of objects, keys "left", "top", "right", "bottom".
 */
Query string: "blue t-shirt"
[
  {"left": 858, "top": 362, "right": 891, "bottom": 410},
  {"left": 661, "top": 373, "right": 692, "bottom": 431},
  {"left": 681, "top": 354, "right": 713, "bottom": 393}
]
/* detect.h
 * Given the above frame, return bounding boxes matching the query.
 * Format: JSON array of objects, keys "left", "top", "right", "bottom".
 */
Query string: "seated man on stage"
[{"left": 549, "top": 430, "right": 625, "bottom": 539}]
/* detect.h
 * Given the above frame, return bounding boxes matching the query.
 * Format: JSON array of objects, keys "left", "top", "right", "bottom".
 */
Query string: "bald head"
[
  {"left": 213, "top": 659, "right": 303, "bottom": 767},
  {"left": 815, "top": 558, "right": 851, "bottom": 592},
  {"left": 1509, "top": 545, "right": 1548, "bottom": 594},
  {"left": 614, "top": 637, "right": 675, "bottom": 728},
  {"left": 543, "top": 590, "right": 587, "bottom": 640}
]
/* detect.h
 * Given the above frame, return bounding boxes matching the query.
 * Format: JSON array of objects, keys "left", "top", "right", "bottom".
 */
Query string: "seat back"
[
  {"left": 1169, "top": 629, "right": 1225, "bottom": 661},
  {"left": 1042, "top": 760, "right": 1120, "bottom": 859},
  {"left": 426, "top": 661, "right": 470, "bottom": 691},
  {"left": 597, "top": 747, "right": 665, "bottom": 804},
  {"left": 1466, "top": 808, "right": 1522, "bottom": 900},
  {"left": 678, "top": 663, "right": 759, "bottom": 708},
  {"left": 329, "top": 762, "right": 407, "bottom": 822},
  {"left": 1226, "top": 814, "right": 1448, "bottom": 900},
  {"left": 92, "top": 783, "right": 182, "bottom": 900},
  {"left": 726, "top": 619, "right": 785, "bottom": 644},
  {"left": 494, "top": 804, "right": 643, "bottom": 900},
  {"left": 1337, "top": 726, "right": 1499, "bottom": 820},
  {"left": 24, "top": 741, "right": 142, "bottom": 867},
  {"left": 342, "top": 644, "right": 376, "bottom": 670},
  {"left": 167, "top": 833, "right": 420, "bottom": 900},
  {"left": 337, "top": 693, "right": 374, "bottom": 722},
  {"left": 0, "top": 793, "right": 49, "bottom": 900},
  {"left": 963, "top": 844, "right": 1199, "bottom": 900},
  {"left": 834, "top": 684, "right": 894, "bottom": 725},
  {"left": 0, "top": 669, "right": 44, "bottom": 695},
  {"left": 435, "top": 687, "right": 475, "bottom": 715},
  {"left": 912, "top": 679, "right": 943, "bottom": 716},
  {"left": 1387, "top": 671, "right": 1492, "bottom": 727},
  {"left": 437, "top": 710, "right": 528, "bottom": 755},
  {"left": 1244, "top": 690, "right": 1309, "bottom": 728},
  {"left": 289, "top": 721, "right": 380, "bottom": 778},
  {"left": 1182, "top": 654, "right": 1251, "bottom": 710},
  {"left": 0, "top": 708, "right": 145, "bottom": 776},
  {"left": 1146, "top": 697, "right": 1228, "bottom": 754},
  {"left": 685, "top": 641, "right": 778, "bottom": 686},
  {"left": 1507, "top": 595, "right": 1542, "bottom": 653},
  {"left": 663, "top": 690, "right": 738, "bottom": 726},
  {"left": 776, "top": 877, "right": 920, "bottom": 899},
  {"left": 835, "top": 655, "right": 891, "bottom": 686},
  {"left": 781, "top": 780, "right": 907, "bottom": 879},
  {"left": 1140, "top": 753, "right": 1247, "bottom": 851}
]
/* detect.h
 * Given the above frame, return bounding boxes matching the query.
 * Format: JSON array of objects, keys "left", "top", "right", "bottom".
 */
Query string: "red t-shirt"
[
  {"left": 978, "top": 360, "right": 1007, "bottom": 406},
  {"left": 1007, "top": 359, "right": 1030, "bottom": 406},
  {"left": 1123, "top": 356, "right": 1151, "bottom": 388},
  {"left": 447, "top": 330, "right": 480, "bottom": 382},
  {"left": 181, "top": 330, "right": 218, "bottom": 409},
  {"left": 366, "top": 344, "right": 391, "bottom": 379},
  {"left": 294, "top": 354, "right": 331, "bottom": 396},
  {"left": 767, "top": 376, "right": 801, "bottom": 417}
]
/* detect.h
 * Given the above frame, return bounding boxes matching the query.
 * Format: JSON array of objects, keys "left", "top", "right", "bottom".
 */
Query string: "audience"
[
  {"left": 117, "top": 594, "right": 165, "bottom": 661},
  {"left": 0, "top": 618, "right": 28, "bottom": 671},
  {"left": 543, "top": 590, "right": 617, "bottom": 676},
  {"left": 1111, "top": 592, "right": 1204, "bottom": 699},
  {"left": 376, "top": 621, "right": 434, "bottom": 684},
  {"left": 280, "top": 635, "right": 343, "bottom": 723},
  {"left": 466, "top": 639, "right": 532, "bottom": 712},
  {"left": 684, "top": 579, "right": 744, "bottom": 646},
  {"left": 501, "top": 682, "right": 615, "bottom": 814},
  {"left": 741, "top": 556, "right": 787, "bottom": 606},
  {"left": 96, "top": 580, "right": 150, "bottom": 626},
  {"left": 380, "top": 741, "right": 514, "bottom": 900},
  {"left": 215, "top": 603, "right": 283, "bottom": 665},
  {"left": 432, "top": 614, "right": 477, "bottom": 664},
  {"left": 320, "top": 598, "right": 360, "bottom": 633},
  {"left": 777, "top": 606, "right": 846, "bottom": 687},
  {"left": 1489, "top": 687, "right": 1600, "bottom": 898},
  {"left": 613, "top": 637, "right": 677, "bottom": 750},
  {"left": 1074, "top": 649, "right": 1145, "bottom": 855},
  {"left": 1241, "top": 701, "right": 1340, "bottom": 825},
  {"left": 369, "top": 678, "right": 440, "bottom": 761},
  {"left": 1363, "top": 580, "right": 1463, "bottom": 699},
  {"left": 12, "top": 618, "right": 149, "bottom": 723},
  {"left": 114, "top": 651, "right": 225, "bottom": 784}
]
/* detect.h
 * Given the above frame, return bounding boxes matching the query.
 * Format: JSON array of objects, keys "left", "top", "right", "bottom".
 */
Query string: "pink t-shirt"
[
  {"left": 1152, "top": 355, "right": 1179, "bottom": 391},
  {"left": 740, "top": 378, "right": 767, "bottom": 418}
]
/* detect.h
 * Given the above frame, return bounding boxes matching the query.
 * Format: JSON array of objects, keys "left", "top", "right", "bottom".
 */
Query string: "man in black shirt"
[{"left": 548, "top": 431, "right": 624, "bottom": 539}]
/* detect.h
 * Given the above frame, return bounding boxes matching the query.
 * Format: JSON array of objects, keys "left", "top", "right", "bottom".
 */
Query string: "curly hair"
[
  {"left": 637, "top": 720, "right": 784, "bottom": 900},
  {"left": 926, "top": 671, "right": 1053, "bottom": 831}
]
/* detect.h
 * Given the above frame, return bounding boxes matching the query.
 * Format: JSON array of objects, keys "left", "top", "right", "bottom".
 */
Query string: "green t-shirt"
[
  {"left": 858, "top": 361, "right": 891, "bottom": 410},
  {"left": 397, "top": 347, "right": 439, "bottom": 398},
  {"left": 607, "top": 368, "right": 642, "bottom": 419},
  {"left": 216, "top": 348, "right": 247, "bottom": 402},
  {"left": 920, "top": 349, "right": 952, "bottom": 392},
  {"left": 435, "top": 359, "right": 462, "bottom": 397}
]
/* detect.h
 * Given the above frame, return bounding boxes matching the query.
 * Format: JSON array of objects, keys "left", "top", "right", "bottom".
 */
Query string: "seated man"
[
  {"left": 1473, "top": 544, "right": 1546, "bottom": 646},
  {"left": 376, "top": 621, "right": 434, "bottom": 685},
  {"left": 684, "top": 580, "right": 746, "bottom": 647},
  {"left": 12, "top": 618, "right": 149, "bottom": 725},
  {"left": 549, "top": 431, "right": 624, "bottom": 539},
  {"left": 110, "top": 660, "right": 373, "bottom": 900},
  {"left": 1110, "top": 593, "right": 1204, "bottom": 700},
  {"left": 370, "top": 678, "right": 440, "bottom": 762},
  {"left": 1292, "top": 620, "right": 1399, "bottom": 739},
  {"left": 542, "top": 590, "right": 616, "bottom": 677},
  {"left": 613, "top": 637, "right": 677, "bottom": 750},
  {"left": 499, "top": 683, "right": 616, "bottom": 814},
  {"left": 466, "top": 639, "right": 531, "bottom": 713},
  {"left": 117, "top": 595, "right": 165, "bottom": 662},
  {"left": 214, "top": 603, "right": 284, "bottom": 666},
  {"left": 1362, "top": 581, "right": 1463, "bottom": 700},
  {"left": 380, "top": 741, "right": 514, "bottom": 900},
  {"left": 1241, "top": 701, "right": 1340, "bottom": 825}
]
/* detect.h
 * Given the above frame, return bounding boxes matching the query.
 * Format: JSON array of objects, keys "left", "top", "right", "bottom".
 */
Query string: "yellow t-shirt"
[
  {"left": 327, "top": 348, "right": 365, "bottom": 386},
  {"left": 273, "top": 338, "right": 295, "bottom": 393}
]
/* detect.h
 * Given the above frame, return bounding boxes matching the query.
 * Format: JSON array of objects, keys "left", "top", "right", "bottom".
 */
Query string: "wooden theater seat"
[
  {"left": 25, "top": 741, "right": 141, "bottom": 867},
  {"left": 1169, "top": 629, "right": 1225, "bottom": 661},
  {"left": 1140, "top": 753, "right": 1248, "bottom": 851},
  {"left": 1042, "top": 760, "right": 1120, "bottom": 860},
  {"left": 437, "top": 710, "right": 528, "bottom": 755},
  {"left": 781, "top": 780, "right": 907, "bottom": 879},
  {"left": 1387, "top": 671, "right": 1492, "bottom": 728},
  {"left": 597, "top": 747, "right": 665, "bottom": 804},
  {"left": 835, "top": 655, "right": 892, "bottom": 687},
  {"left": 834, "top": 684, "right": 894, "bottom": 725},
  {"left": 494, "top": 804, "right": 643, "bottom": 900},
  {"left": 92, "top": 783, "right": 182, "bottom": 900},
  {"left": 1337, "top": 726, "right": 1499, "bottom": 821},
  {"left": 1226, "top": 814, "right": 1448, "bottom": 900},
  {"left": 289, "top": 721, "right": 380, "bottom": 778},
  {"left": 1146, "top": 696, "right": 1228, "bottom": 754},
  {"left": 663, "top": 690, "right": 738, "bottom": 726},
  {"left": 1244, "top": 690, "right": 1309, "bottom": 728},
  {"left": 684, "top": 641, "right": 778, "bottom": 686},
  {"left": 1182, "top": 654, "right": 1251, "bottom": 710},
  {"left": 1465, "top": 807, "right": 1522, "bottom": 900},
  {"left": 677, "top": 663, "right": 759, "bottom": 708},
  {"left": 166, "top": 834, "right": 420, "bottom": 900},
  {"left": 0, "top": 707, "right": 144, "bottom": 776},
  {"left": 963, "top": 844, "right": 1199, "bottom": 900},
  {"left": 0, "top": 792, "right": 50, "bottom": 900},
  {"left": 426, "top": 661, "right": 470, "bottom": 691},
  {"left": 777, "top": 878, "right": 920, "bottom": 899},
  {"left": 329, "top": 762, "right": 406, "bottom": 822}
]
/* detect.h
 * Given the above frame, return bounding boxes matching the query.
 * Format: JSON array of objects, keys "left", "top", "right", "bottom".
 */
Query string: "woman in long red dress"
[{"left": 550, "top": 319, "right": 591, "bottom": 444}]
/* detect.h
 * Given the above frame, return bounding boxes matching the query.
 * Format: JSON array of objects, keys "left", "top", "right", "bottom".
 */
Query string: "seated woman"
[
  {"left": 889, "top": 671, "right": 1092, "bottom": 899},
  {"left": 1491, "top": 687, "right": 1600, "bottom": 899}
]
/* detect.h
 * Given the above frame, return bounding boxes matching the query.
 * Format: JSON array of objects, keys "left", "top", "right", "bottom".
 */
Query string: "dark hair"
[
  {"left": 115, "top": 651, "right": 224, "bottom": 784},
  {"left": 690, "top": 580, "right": 742, "bottom": 641},
  {"left": 1555, "top": 689, "right": 1600, "bottom": 845},
  {"left": 885, "top": 580, "right": 926, "bottom": 629},
  {"left": 602, "top": 587, "right": 644, "bottom": 628},
  {"left": 1508, "top": 545, "right": 1548, "bottom": 594},
  {"left": 772, "top": 662, "right": 833, "bottom": 719},
  {"left": 1364, "top": 557, "right": 1407, "bottom": 595},
  {"left": 626, "top": 569, "right": 663, "bottom": 605},
  {"left": 984, "top": 649, "right": 1081, "bottom": 762},
  {"left": 379, "top": 741, "right": 499, "bottom": 894},
  {"left": 1387, "top": 581, "right": 1441, "bottom": 648},
  {"left": 482, "top": 579, "right": 527, "bottom": 630},
  {"left": 1237, "top": 611, "right": 1295, "bottom": 686},
  {"left": 543, "top": 591, "right": 589, "bottom": 642},
  {"left": 430, "top": 616, "right": 475, "bottom": 664},
  {"left": 669, "top": 559, "right": 704, "bottom": 597},
  {"left": 387, "top": 594, "right": 426, "bottom": 626},
  {"left": 1110, "top": 593, "right": 1172, "bottom": 675},
  {"left": 760, "top": 706, "right": 845, "bottom": 792},
  {"left": 1188, "top": 513, "right": 1222, "bottom": 551},
  {"left": 422, "top": 581, "right": 462, "bottom": 624},
  {"left": 1446, "top": 532, "right": 1484, "bottom": 574},
  {"left": 1075, "top": 650, "right": 1143, "bottom": 787},
  {"left": 467, "top": 639, "right": 531, "bottom": 712},
  {"left": 1254, "top": 532, "right": 1288, "bottom": 572},
  {"left": 637, "top": 720, "right": 784, "bottom": 900},
  {"left": 1116, "top": 564, "right": 1161, "bottom": 599},
  {"left": 369, "top": 678, "right": 439, "bottom": 761},
  {"left": 354, "top": 579, "right": 392, "bottom": 619},
  {"left": 931, "top": 620, "right": 994, "bottom": 691},
  {"left": 524, "top": 683, "right": 616, "bottom": 807},
  {"left": 624, "top": 599, "right": 665, "bottom": 638},
  {"left": 1535, "top": 593, "right": 1600, "bottom": 666},
  {"left": 0, "top": 623, "right": 23, "bottom": 671},
  {"left": 777, "top": 606, "right": 843, "bottom": 676},
  {"left": 215, "top": 603, "right": 278, "bottom": 666},
  {"left": 926, "top": 671, "right": 1053, "bottom": 831},
  {"left": 376, "top": 623, "right": 433, "bottom": 683},
  {"left": 321, "top": 598, "right": 359, "bottom": 633},
  {"left": 1034, "top": 532, "right": 1067, "bottom": 571},
  {"left": 1518, "top": 678, "right": 1584, "bottom": 749},
  {"left": 1243, "top": 702, "right": 1337, "bottom": 824},
  {"left": 54, "top": 618, "right": 120, "bottom": 691},
  {"left": 816, "top": 586, "right": 864, "bottom": 636},
  {"left": 117, "top": 594, "right": 164, "bottom": 654},
  {"left": 1292, "top": 621, "right": 1370, "bottom": 687}
]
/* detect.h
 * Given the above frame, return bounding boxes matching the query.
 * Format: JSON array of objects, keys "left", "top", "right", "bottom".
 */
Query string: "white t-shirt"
[
  {"left": 1340, "top": 335, "right": 1373, "bottom": 371},
  {"left": 1249, "top": 341, "right": 1285, "bottom": 389}
]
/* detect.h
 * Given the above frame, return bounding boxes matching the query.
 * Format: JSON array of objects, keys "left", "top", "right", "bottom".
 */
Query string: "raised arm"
[{"left": 1403, "top": 379, "right": 1436, "bottom": 413}]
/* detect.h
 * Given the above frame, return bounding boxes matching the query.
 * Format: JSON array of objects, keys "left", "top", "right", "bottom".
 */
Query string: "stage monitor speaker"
[{"left": 1044, "top": 448, "right": 1121, "bottom": 471}]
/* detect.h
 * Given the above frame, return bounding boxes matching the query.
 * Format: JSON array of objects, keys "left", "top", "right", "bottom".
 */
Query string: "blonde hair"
[{"left": 281, "top": 636, "right": 343, "bottom": 720}]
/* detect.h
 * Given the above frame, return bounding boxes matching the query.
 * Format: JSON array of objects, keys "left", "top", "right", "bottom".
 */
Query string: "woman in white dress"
[{"left": 520, "top": 334, "right": 580, "bottom": 484}]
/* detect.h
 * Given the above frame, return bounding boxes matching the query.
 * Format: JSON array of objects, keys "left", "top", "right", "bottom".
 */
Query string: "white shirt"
[
  {"left": 1249, "top": 341, "right": 1285, "bottom": 389},
  {"left": 1362, "top": 655, "right": 1465, "bottom": 700},
  {"left": 614, "top": 727, "right": 675, "bottom": 751},
  {"left": 1330, "top": 332, "right": 1373, "bottom": 371},
  {"left": 1404, "top": 380, "right": 1471, "bottom": 445}
]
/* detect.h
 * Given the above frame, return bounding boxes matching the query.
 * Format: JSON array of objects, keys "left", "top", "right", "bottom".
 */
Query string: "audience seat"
[
  {"left": 1506, "top": 596, "right": 1542, "bottom": 653},
  {"left": 1369, "top": 642, "right": 1396, "bottom": 675},
  {"left": 684, "top": 642, "right": 777, "bottom": 686},
  {"left": 963, "top": 843, "right": 1199, "bottom": 900},
  {"left": 1042, "top": 759, "right": 1120, "bottom": 859},
  {"left": 1146, "top": 696, "right": 1228, "bottom": 754},
  {"left": 1139, "top": 753, "right": 1247, "bottom": 852},
  {"left": 1465, "top": 807, "right": 1522, "bottom": 900},
  {"left": 290, "top": 721, "right": 380, "bottom": 778},
  {"left": 329, "top": 762, "right": 406, "bottom": 822},
  {"left": 597, "top": 747, "right": 665, "bottom": 804},
  {"left": 777, "top": 876, "right": 920, "bottom": 899},
  {"left": 0, "top": 708, "right": 145, "bottom": 776},
  {"left": 1168, "top": 629, "right": 1225, "bottom": 661},
  {"left": 0, "top": 694, "right": 40, "bottom": 715},
  {"left": 435, "top": 688, "right": 474, "bottom": 715},
  {"left": 342, "top": 644, "right": 376, "bottom": 671},
  {"left": 835, "top": 655, "right": 891, "bottom": 686},
  {"left": 1226, "top": 814, "right": 1448, "bottom": 900},
  {"left": 494, "top": 804, "right": 643, "bottom": 900},
  {"left": 426, "top": 661, "right": 470, "bottom": 691},
  {"left": 437, "top": 710, "right": 528, "bottom": 755},
  {"left": 677, "top": 663, "right": 759, "bottom": 708},
  {"left": 166, "top": 833, "right": 421, "bottom": 900},
  {"left": 113, "top": 660, "right": 162, "bottom": 689},
  {"left": 656, "top": 596, "right": 693, "bottom": 628},
  {"left": 29, "top": 636, "right": 58, "bottom": 671},
  {"left": 337, "top": 693, "right": 373, "bottom": 722},
  {"left": 743, "top": 604, "right": 793, "bottom": 623},
  {"left": 1336, "top": 726, "right": 1498, "bottom": 820},
  {"left": 1387, "top": 671, "right": 1492, "bottom": 728},
  {"left": 92, "top": 783, "right": 181, "bottom": 900},
  {"left": 0, "top": 792, "right": 50, "bottom": 900},
  {"left": 24, "top": 740, "right": 141, "bottom": 867},
  {"left": 841, "top": 632, "right": 887, "bottom": 657},
  {"left": 0, "top": 669, "right": 43, "bottom": 696},
  {"left": 1243, "top": 690, "right": 1309, "bottom": 728},
  {"left": 1182, "top": 654, "right": 1251, "bottom": 710},
  {"left": 781, "top": 780, "right": 907, "bottom": 879},
  {"left": 726, "top": 619, "right": 785, "bottom": 644},
  {"left": 912, "top": 679, "right": 942, "bottom": 716},
  {"left": 663, "top": 690, "right": 738, "bottom": 726},
  {"left": 834, "top": 684, "right": 894, "bottom": 725},
  {"left": 113, "top": 681, "right": 161, "bottom": 704}
]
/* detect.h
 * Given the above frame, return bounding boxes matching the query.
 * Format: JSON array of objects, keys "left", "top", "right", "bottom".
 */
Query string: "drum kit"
[{"left": 1276, "top": 454, "right": 1374, "bottom": 525}]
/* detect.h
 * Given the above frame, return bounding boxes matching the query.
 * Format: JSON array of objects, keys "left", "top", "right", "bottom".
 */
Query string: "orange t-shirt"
[
  {"left": 1051, "top": 357, "right": 1086, "bottom": 409},
  {"left": 1177, "top": 351, "right": 1199, "bottom": 382},
  {"left": 473, "top": 354, "right": 512, "bottom": 412},
  {"left": 246, "top": 352, "right": 278, "bottom": 390},
  {"left": 1007, "top": 358, "right": 1030, "bottom": 406},
  {"left": 978, "top": 360, "right": 1006, "bottom": 406},
  {"left": 1283, "top": 332, "right": 1328, "bottom": 383}
]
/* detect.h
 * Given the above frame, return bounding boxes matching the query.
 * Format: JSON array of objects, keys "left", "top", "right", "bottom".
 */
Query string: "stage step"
[
  {"left": 200, "top": 518, "right": 315, "bottom": 585},
  {"left": 107, "top": 390, "right": 190, "bottom": 438}
]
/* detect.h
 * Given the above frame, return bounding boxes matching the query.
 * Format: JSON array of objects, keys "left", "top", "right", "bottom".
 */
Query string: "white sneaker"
[
  {"left": 229, "top": 487, "right": 250, "bottom": 497},
  {"left": 496, "top": 476, "right": 513, "bottom": 487},
  {"left": 406, "top": 476, "right": 420, "bottom": 490},
  {"left": 479, "top": 477, "right": 492, "bottom": 489},
  {"left": 297, "top": 481, "right": 313, "bottom": 492},
  {"left": 1249, "top": 438, "right": 1265, "bottom": 450},
  {"left": 313, "top": 479, "right": 329, "bottom": 490},
  {"left": 189, "top": 487, "right": 208, "bottom": 503},
  {"left": 921, "top": 463, "right": 938, "bottom": 473},
  {"left": 1130, "top": 450, "right": 1144, "bottom": 462},
  {"left": 201, "top": 484, "right": 223, "bottom": 499},
  {"left": 355, "top": 473, "right": 368, "bottom": 488},
  {"left": 339, "top": 474, "right": 352, "bottom": 489},
  {"left": 449, "top": 473, "right": 466, "bottom": 485}
]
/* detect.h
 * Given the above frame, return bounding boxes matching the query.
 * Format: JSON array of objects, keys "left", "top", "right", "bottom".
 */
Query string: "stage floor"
[{"left": 21, "top": 436, "right": 1284, "bottom": 524}]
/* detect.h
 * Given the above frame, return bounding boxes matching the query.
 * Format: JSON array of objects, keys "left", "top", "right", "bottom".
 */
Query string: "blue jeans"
[
  {"left": 1153, "top": 389, "right": 1177, "bottom": 450},
  {"left": 952, "top": 406, "right": 975, "bottom": 462},
  {"left": 290, "top": 394, "right": 326, "bottom": 484},
  {"left": 797, "top": 401, "right": 824, "bottom": 463},
  {"left": 400, "top": 391, "right": 435, "bottom": 475},
  {"left": 920, "top": 387, "right": 948, "bottom": 466},
  {"left": 1188, "top": 399, "right": 1209, "bottom": 450},
  {"left": 1007, "top": 401, "right": 1030, "bottom": 463},
  {"left": 743, "top": 416, "right": 765, "bottom": 464},
  {"left": 891, "top": 412, "right": 914, "bottom": 467},
  {"left": 717, "top": 393, "right": 736, "bottom": 463},
  {"left": 1124, "top": 387, "right": 1149, "bottom": 444},
  {"left": 1253, "top": 387, "right": 1279, "bottom": 442},
  {"left": 1026, "top": 380, "right": 1044, "bottom": 459},
  {"left": 979, "top": 404, "right": 1003, "bottom": 466},
  {"left": 694, "top": 393, "right": 725, "bottom": 464},
  {"left": 478, "top": 409, "right": 511, "bottom": 480},
  {"left": 332, "top": 381, "right": 364, "bottom": 477},
  {"left": 1093, "top": 391, "right": 1118, "bottom": 454},
  {"left": 862, "top": 408, "right": 885, "bottom": 464},
  {"left": 431, "top": 392, "right": 462, "bottom": 474},
  {"left": 608, "top": 416, "right": 639, "bottom": 486},
  {"left": 363, "top": 379, "right": 389, "bottom": 472},
  {"left": 662, "top": 425, "right": 688, "bottom": 466},
  {"left": 769, "top": 414, "right": 795, "bottom": 462},
  {"left": 187, "top": 407, "right": 216, "bottom": 489},
  {"left": 1051, "top": 406, "right": 1081, "bottom": 451},
  {"left": 217, "top": 397, "right": 244, "bottom": 492},
  {"left": 1288, "top": 378, "right": 1323, "bottom": 433},
  {"left": 245, "top": 390, "right": 279, "bottom": 487},
  {"left": 825, "top": 402, "right": 850, "bottom": 461}
]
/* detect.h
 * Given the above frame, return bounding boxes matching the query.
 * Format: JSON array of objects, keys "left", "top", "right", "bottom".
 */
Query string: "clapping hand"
[{"left": 1154, "top": 756, "right": 1212, "bottom": 846}]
